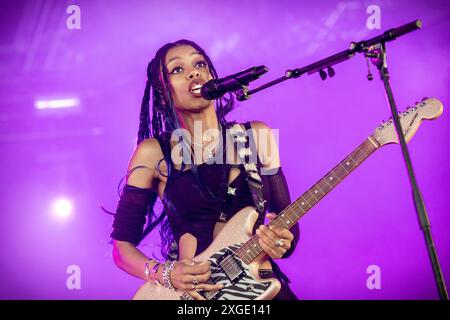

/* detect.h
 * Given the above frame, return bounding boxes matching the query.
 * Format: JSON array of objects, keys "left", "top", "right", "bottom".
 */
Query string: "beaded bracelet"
[{"left": 162, "top": 261, "right": 176, "bottom": 290}]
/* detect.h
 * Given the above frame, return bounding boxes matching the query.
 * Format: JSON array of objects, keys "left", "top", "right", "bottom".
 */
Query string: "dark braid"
[
  {"left": 137, "top": 80, "right": 151, "bottom": 144},
  {"left": 137, "top": 59, "right": 155, "bottom": 144}
]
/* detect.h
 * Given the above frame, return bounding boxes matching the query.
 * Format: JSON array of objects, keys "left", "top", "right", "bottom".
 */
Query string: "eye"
[
  {"left": 170, "top": 66, "right": 183, "bottom": 75},
  {"left": 195, "top": 60, "right": 207, "bottom": 68}
]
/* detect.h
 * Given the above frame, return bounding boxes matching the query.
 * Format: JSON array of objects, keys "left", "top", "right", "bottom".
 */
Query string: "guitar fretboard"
[{"left": 236, "top": 136, "right": 380, "bottom": 264}]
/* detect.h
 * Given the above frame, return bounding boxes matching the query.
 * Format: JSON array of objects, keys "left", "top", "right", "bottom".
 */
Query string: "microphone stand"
[
  {"left": 368, "top": 40, "right": 448, "bottom": 301},
  {"left": 237, "top": 20, "right": 448, "bottom": 300}
]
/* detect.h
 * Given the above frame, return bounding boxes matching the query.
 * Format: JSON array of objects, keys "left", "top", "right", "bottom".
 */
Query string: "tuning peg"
[{"left": 420, "top": 97, "right": 428, "bottom": 106}]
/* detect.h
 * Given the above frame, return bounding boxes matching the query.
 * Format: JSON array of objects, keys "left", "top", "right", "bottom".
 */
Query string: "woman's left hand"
[{"left": 256, "top": 212, "right": 294, "bottom": 259}]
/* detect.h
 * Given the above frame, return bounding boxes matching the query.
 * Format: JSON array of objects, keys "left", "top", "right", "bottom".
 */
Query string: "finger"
[
  {"left": 188, "top": 270, "right": 211, "bottom": 283},
  {"left": 173, "top": 280, "right": 194, "bottom": 291},
  {"left": 196, "top": 282, "right": 223, "bottom": 292},
  {"left": 184, "top": 260, "right": 211, "bottom": 275},
  {"left": 266, "top": 226, "right": 293, "bottom": 250},
  {"left": 257, "top": 229, "right": 285, "bottom": 257},
  {"left": 269, "top": 225, "right": 294, "bottom": 241},
  {"left": 266, "top": 213, "right": 277, "bottom": 221},
  {"left": 256, "top": 227, "right": 291, "bottom": 253},
  {"left": 257, "top": 225, "right": 279, "bottom": 242},
  {"left": 258, "top": 236, "right": 284, "bottom": 259},
  {"left": 188, "top": 290, "right": 206, "bottom": 300}
]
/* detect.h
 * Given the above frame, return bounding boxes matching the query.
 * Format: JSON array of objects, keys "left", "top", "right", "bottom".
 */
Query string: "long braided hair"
[{"left": 136, "top": 39, "right": 237, "bottom": 259}]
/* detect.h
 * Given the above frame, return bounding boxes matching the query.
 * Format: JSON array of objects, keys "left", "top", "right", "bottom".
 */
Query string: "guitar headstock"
[{"left": 372, "top": 98, "right": 443, "bottom": 146}]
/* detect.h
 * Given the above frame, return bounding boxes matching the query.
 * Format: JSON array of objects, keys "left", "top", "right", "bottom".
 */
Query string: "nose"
[{"left": 188, "top": 69, "right": 200, "bottom": 79}]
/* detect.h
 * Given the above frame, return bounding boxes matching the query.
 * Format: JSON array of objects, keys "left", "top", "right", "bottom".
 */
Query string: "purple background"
[{"left": 1, "top": 0, "right": 449, "bottom": 299}]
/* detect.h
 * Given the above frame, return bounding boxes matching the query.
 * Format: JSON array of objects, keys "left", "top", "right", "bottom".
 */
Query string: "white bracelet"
[{"left": 144, "top": 260, "right": 161, "bottom": 282}]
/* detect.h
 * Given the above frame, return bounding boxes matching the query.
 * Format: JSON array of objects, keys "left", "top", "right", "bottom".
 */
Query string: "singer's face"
[{"left": 164, "top": 45, "right": 213, "bottom": 112}]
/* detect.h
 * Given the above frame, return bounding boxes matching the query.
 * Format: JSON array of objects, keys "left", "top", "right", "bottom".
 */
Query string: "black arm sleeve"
[
  {"left": 266, "top": 167, "right": 300, "bottom": 259},
  {"left": 110, "top": 184, "right": 155, "bottom": 246}
]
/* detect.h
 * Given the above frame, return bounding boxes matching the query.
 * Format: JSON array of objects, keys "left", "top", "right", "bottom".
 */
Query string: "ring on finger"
[
  {"left": 275, "top": 238, "right": 285, "bottom": 248},
  {"left": 193, "top": 275, "right": 199, "bottom": 286}
]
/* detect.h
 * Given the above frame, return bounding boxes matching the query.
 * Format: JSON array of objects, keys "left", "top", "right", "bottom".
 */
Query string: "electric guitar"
[{"left": 133, "top": 98, "right": 443, "bottom": 300}]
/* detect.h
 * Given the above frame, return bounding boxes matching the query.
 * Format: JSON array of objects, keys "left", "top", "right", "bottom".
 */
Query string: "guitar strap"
[{"left": 228, "top": 122, "right": 266, "bottom": 215}]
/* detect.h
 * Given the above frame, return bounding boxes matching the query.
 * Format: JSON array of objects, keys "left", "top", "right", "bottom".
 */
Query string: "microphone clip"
[{"left": 235, "top": 86, "right": 250, "bottom": 101}]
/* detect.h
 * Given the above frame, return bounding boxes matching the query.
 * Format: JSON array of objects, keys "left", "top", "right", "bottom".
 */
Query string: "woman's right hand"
[{"left": 166, "top": 259, "right": 223, "bottom": 299}]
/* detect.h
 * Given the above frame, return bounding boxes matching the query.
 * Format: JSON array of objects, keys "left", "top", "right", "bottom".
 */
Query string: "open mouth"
[{"left": 190, "top": 83, "right": 203, "bottom": 95}]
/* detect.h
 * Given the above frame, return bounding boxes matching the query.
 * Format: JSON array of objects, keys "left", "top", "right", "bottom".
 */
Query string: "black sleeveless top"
[{"left": 157, "top": 125, "right": 271, "bottom": 256}]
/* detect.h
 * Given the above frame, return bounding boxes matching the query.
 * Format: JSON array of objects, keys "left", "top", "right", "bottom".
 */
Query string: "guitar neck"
[{"left": 236, "top": 136, "right": 381, "bottom": 264}]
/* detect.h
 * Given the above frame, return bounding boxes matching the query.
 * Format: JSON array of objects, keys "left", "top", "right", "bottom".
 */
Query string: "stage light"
[
  {"left": 35, "top": 98, "right": 80, "bottom": 110},
  {"left": 53, "top": 198, "right": 73, "bottom": 218}
]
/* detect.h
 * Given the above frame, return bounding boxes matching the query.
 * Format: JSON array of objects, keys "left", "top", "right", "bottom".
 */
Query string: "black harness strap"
[{"left": 229, "top": 122, "right": 266, "bottom": 214}]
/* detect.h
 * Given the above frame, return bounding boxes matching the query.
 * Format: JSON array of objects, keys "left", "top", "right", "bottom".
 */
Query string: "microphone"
[{"left": 201, "top": 65, "right": 268, "bottom": 100}]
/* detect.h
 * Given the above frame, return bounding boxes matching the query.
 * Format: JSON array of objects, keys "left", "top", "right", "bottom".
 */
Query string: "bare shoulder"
[
  {"left": 132, "top": 137, "right": 164, "bottom": 162},
  {"left": 249, "top": 120, "right": 271, "bottom": 131},
  {"left": 126, "top": 137, "right": 165, "bottom": 189}
]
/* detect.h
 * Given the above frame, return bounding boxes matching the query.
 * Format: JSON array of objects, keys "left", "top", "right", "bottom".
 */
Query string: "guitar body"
[{"left": 133, "top": 206, "right": 281, "bottom": 300}]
